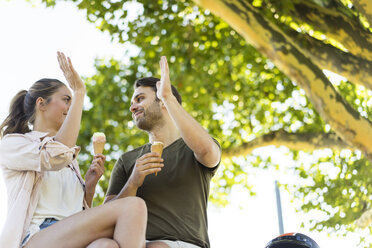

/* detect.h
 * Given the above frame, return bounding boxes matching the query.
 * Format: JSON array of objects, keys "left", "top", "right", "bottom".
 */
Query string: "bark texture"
[{"left": 352, "top": 0, "right": 372, "bottom": 28}]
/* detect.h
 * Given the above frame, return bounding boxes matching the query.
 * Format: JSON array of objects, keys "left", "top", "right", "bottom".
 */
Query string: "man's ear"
[{"left": 36, "top": 97, "right": 46, "bottom": 111}]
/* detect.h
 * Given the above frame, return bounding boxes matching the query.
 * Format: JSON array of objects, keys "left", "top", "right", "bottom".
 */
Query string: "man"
[{"left": 105, "top": 57, "right": 221, "bottom": 248}]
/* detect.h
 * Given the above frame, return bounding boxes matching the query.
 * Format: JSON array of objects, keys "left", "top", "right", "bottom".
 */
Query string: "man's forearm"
[
  {"left": 163, "top": 95, "right": 221, "bottom": 167},
  {"left": 55, "top": 92, "right": 85, "bottom": 147}
]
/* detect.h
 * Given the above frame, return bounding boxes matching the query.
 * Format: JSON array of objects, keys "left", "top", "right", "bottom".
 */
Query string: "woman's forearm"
[
  {"left": 84, "top": 189, "right": 95, "bottom": 208},
  {"left": 55, "top": 91, "right": 85, "bottom": 147}
]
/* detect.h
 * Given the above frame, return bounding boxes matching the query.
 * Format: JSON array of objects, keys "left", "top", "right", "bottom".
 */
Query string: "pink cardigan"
[{"left": 0, "top": 131, "right": 87, "bottom": 248}]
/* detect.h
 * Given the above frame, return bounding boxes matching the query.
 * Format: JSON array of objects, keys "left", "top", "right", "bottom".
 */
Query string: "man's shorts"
[{"left": 147, "top": 239, "right": 201, "bottom": 248}]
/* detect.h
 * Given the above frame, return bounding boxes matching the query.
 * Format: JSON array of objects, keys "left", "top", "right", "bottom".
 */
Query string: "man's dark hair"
[
  {"left": 265, "top": 233, "right": 320, "bottom": 248},
  {"left": 134, "top": 77, "right": 182, "bottom": 104}
]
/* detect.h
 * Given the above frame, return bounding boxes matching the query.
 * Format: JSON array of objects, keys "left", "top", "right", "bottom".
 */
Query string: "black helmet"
[{"left": 265, "top": 232, "right": 320, "bottom": 248}]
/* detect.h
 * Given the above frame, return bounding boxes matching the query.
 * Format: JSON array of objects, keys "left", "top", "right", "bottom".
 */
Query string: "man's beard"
[{"left": 136, "top": 102, "right": 164, "bottom": 131}]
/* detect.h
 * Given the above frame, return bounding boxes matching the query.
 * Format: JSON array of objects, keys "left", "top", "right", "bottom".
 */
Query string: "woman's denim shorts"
[{"left": 21, "top": 218, "right": 58, "bottom": 247}]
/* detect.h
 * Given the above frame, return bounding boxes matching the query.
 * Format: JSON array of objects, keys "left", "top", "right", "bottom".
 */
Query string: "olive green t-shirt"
[{"left": 107, "top": 138, "right": 220, "bottom": 248}]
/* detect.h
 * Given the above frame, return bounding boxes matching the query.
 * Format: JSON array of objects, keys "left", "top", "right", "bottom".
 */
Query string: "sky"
[{"left": 0, "top": 0, "right": 365, "bottom": 247}]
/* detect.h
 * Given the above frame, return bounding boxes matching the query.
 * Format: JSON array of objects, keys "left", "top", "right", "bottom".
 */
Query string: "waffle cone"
[
  {"left": 151, "top": 143, "right": 164, "bottom": 157},
  {"left": 151, "top": 142, "right": 164, "bottom": 157},
  {"left": 151, "top": 142, "right": 164, "bottom": 176},
  {"left": 93, "top": 141, "right": 105, "bottom": 154}
]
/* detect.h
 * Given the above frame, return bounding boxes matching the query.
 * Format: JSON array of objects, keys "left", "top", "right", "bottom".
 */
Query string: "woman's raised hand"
[{"left": 57, "top": 51, "right": 86, "bottom": 94}]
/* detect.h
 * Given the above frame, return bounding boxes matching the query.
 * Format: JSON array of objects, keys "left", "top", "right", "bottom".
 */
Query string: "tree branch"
[
  {"left": 223, "top": 130, "right": 352, "bottom": 158},
  {"left": 351, "top": 0, "right": 372, "bottom": 27},
  {"left": 284, "top": 28, "right": 372, "bottom": 90},
  {"left": 356, "top": 207, "right": 372, "bottom": 229},
  {"left": 193, "top": 0, "right": 372, "bottom": 163},
  {"left": 273, "top": 0, "right": 372, "bottom": 61}
]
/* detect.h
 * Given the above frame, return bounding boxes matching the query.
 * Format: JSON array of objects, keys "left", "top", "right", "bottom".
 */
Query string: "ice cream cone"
[
  {"left": 93, "top": 132, "right": 106, "bottom": 154},
  {"left": 151, "top": 141, "right": 164, "bottom": 176},
  {"left": 151, "top": 141, "right": 164, "bottom": 156}
]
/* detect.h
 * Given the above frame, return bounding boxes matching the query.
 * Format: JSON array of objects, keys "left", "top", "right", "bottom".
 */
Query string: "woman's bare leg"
[{"left": 25, "top": 197, "right": 146, "bottom": 248}]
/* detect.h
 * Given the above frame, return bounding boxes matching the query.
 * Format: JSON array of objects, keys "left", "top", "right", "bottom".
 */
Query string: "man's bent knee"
[
  {"left": 146, "top": 241, "right": 171, "bottom": 248},
  {"left": 120, "top": 196, "right": 146, "bottom": 212},
  {"left": 87, "top": 238, "right": 119, "bottom": 248}
]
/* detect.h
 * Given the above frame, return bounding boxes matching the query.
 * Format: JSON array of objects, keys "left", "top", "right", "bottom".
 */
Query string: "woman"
[{"left": 0, "top": 52, "right": 147, "bottom": 248}]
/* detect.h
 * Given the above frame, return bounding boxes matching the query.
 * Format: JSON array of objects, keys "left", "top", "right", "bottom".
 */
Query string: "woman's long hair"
[{"left": 0, "top": 78, "right": 66, "bottom": 137}]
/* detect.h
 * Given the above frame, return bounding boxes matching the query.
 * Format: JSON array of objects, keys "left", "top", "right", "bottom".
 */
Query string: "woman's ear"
[
  {"left": 160, "top": 100, "right": 166, "bottom": 109},
  {"left": 36, "top": 97, "right": 46, "bottom": 111}
]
